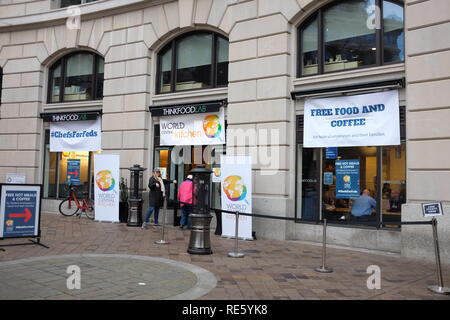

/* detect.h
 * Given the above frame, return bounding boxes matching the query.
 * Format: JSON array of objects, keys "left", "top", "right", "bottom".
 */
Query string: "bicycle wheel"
[
  {"left": 59, "top": 199, "right": 79, "bottom": 216},
  {"left": 85, "top": 199, "right": 95, "bottom": 220}
]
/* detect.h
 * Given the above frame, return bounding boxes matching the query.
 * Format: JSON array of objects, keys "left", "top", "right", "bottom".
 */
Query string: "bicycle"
[{"left": 59, "top": 183, "right": 95, "bottom": 220}]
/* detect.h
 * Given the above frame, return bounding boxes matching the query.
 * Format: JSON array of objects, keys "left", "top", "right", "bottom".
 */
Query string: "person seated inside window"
[{"left": 351, "top": 189, "right": 377, "bottom": 221}]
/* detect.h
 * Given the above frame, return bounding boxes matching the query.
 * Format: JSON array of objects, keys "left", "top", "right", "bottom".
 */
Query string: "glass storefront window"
[
  {"left": 50, "top": 62, "right": 61, "bottom": 103},
  {"left": 57, "top": 151, "right": 91, "bottom": 198},
  {"left": 176, "top": 33, "right": 213, "bottom": 91},
  {"left": 322, "top": 146, "right": 378, "bottom": 223},
  {"left": 381, "top": 142, "right": 406, "bottom": 227},
  {"left": 383, "top": 0, "right": 404, "bottom": 63},
  {"left": 297, "top": 147, "right": 320, "bottom": 221},
  {"left": 64, "top": 53, "right": 94, "bottom": 102},
  {"left": 296, "top": 143, "right": 406, "bottom": 228},
  {"left": 300, "top": 16, "right": 319, "bottom": 76},
  {"left": 159, "top": 48, "right": 172, "bottom": 93},
  {"left": 42, "top": 130, "right": 95, "bottom": 199},
  {"left": 298, "top": 0, "right": 404, "bottom": 77},
  {"left": 216, "top": 36, "right": 229, "bottom": 87},
  {"left": 48, "top": 51, "right": 104, "bottom": 103},
  {"left": 157, "top": 32, "right": 229, "bottom": 94},
  {"left": 324, "top": 0, "right": 377, "bottom": 73}
]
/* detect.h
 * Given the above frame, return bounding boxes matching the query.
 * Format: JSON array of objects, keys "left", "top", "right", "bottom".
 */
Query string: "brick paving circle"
[{"left": 0, "top": 254, "right": 217, "bottom": 300}]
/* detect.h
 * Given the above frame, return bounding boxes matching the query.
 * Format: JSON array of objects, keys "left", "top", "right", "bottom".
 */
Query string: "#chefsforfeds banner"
[
  {"left": 0, "top": 184, "right": 41, "bottom": 238},
  {"left": 94, "top": 154, "right": 120, "bottom": 222},
  {"left": 304, "top": 90, "right": 400, "bottom": 147},
  {"left": 220, "top": 155, "right": 252, "bottom": 240},
  {"left": 50, "top": 118, "right": 101, "bottom": 152},
  {"left": 160, "top": 108, "right": 225, "bottom": 146}
]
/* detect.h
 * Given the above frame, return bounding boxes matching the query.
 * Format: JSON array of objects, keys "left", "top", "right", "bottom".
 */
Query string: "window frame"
[
  {"left": 47, "top": 51, "right": 104, "bottom": 104},
  {"left": 156, "top": 31, "right": 229, "bottom": 95},
  {"left": 297, "top": 0, "right": 404, "bottom": 78},
  {"left": 59, "top": 0, "right": 97, "bottom": 8}
]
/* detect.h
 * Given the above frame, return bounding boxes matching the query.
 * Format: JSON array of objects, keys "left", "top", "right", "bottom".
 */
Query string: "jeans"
[
  {"left": 144, "top": 206, "right": 160, "bottom": 224},
  {"left": 180, "top": 205, "right": 192, "bottom": 228}
]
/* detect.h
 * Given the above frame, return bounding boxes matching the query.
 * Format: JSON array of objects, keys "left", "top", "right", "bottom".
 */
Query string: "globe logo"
[
  {"left": 343, "top": 175, "right": 351, "bottom": 183},
  {"left": 203, "top": 114, "right": 221, "bottom": 138},
  {"left": 95, "top": 170, "right": 115, "bottom": 192},
  {"left": 223, "top": 175, "right": 247, "bottom": 201}
]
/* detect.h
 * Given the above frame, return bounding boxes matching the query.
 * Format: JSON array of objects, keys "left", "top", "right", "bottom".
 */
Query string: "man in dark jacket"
[{"left": 142, "top": 169, "right": 176, "bottom": 229}]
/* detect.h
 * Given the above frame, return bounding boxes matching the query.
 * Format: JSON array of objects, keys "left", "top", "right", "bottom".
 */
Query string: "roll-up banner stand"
[
  {"left": 0, "top": 184, "right": 48, "bottom": 249},
  {"left": 220, "top": 155, "right": 253, "bottom": 240},
  {"left": 94, "top": 154, "right": 120, "bottom": 223}
]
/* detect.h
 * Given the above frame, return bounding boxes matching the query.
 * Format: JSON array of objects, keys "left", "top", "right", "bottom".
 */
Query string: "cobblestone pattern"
[{"left": 0, "top": 213, "right": 449, "bottom": 300}]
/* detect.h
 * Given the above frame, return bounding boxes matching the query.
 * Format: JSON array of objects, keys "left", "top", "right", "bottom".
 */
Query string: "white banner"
[
  {"left": 50, "top": 118, "right": 102, "bottom": 152},
  {"left": 160, "top": 107, "right": 225, "bottom": 146},
  {"left": 94, "top": 154, "right": 120, "bottom": 223},
  {"left": 220, "top": 155, "right": 252, "bottom": 240},
  {"left": 304, "top": 90, "right": 400, "bottom": 147}
]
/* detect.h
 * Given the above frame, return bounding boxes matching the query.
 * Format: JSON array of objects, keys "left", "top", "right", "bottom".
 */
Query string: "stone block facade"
[{"left": 1, "top": 0, "right": 449, "bottom": 265}]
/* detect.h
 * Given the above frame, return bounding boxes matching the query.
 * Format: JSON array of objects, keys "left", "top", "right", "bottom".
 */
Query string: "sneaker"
[
  {"left": 179, "top": 224, "right": 184, "bottom": 229},
  {"left": 141, "top": 222, "right": 148, "bottom": 229}
]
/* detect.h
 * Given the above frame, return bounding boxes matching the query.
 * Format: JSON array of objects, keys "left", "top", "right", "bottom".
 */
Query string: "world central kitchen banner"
[
  {"left": 220, "top": 155, "right": 252, "bottom": 240},
  {"left": 50, "top": 118, "right": 102, "bottom": 152},
  {"left": 94, "top": 154, "right": 120, "bottom": 222},
  {"left": 160, "top": 108, "right": 225, "bottom": 146},
  {"left": 304, "top": 90, "right": 400, "bottom": 147}
]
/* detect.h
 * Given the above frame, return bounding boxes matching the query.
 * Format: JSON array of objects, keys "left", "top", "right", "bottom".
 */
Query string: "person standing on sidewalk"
[
  {"left": 142, "top": 169, "right": 176, "bottom": 229},
  {"left": 178, "top": 174, "right": 193, "bottom": 229}
]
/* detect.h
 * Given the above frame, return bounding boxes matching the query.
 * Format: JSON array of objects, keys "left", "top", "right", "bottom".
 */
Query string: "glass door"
[{"left": 297, "top": 146, "right": 321, "bottom": 221}]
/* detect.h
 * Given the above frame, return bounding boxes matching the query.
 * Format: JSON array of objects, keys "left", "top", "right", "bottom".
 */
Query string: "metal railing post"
[
  {"left": 228, "top": 211, "right": 245, "bottom": 258},
  {"left": 315, "top": 219, "right": 333, "bottom": 273},
  {"left": 155, "top": 197, "right": 169, "bottom": 245},
  {"left": 428, "top": 217, "right": 450, "bottom": 294}
]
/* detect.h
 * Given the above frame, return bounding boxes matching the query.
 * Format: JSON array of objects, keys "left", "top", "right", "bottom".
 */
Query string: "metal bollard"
[
  {"left": 155, "top": 197, "right": 169, "bottom": 245},
  {"left": 428, "top": 217, "right": 450, "bottom": 294},
  {"left": 228, "top": 211, "right": 245, "bottom": 258},
  {"left": 315, "top": 219, "right": 333, "bottom": 273}
]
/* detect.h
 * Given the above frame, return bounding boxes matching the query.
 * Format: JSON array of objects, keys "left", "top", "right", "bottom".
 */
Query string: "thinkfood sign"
[{"left": 303, "top": 90, "right": 400, "bottom": 147}]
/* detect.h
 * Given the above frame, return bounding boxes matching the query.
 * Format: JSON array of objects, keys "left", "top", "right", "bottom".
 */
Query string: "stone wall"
[{"left": 402, "top": 0, "right": 450, "bottom": 265}]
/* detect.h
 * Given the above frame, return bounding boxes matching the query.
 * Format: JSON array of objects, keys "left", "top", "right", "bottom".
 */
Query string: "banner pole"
[
  {"left": 315, "top": 219, "right": 333, "bottom": 273},
  {"left": 155, "top": 197, "right": 169, "bottom": 245},
  {"left": 428, "top": 217, "right": 450, "bottom": 294},
  {"left": 228, "top": 211, "right": 244, "bottom": 258}
]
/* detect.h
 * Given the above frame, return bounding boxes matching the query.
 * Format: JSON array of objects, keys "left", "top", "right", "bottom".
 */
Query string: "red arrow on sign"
[
  {"left": 8, "top": 208, "right": 33, "bottom": 223},
  {"left": 68, "top": 170, "right": 79, "bottom": 176}
]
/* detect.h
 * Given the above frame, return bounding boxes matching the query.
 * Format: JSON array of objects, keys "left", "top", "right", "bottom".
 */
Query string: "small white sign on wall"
[{"left": 5, "top": 174, "right": 26, "bottom": 184}]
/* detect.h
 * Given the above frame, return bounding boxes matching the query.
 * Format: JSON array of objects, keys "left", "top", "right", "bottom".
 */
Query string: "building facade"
[{"left": 0, "top": 0, "right": 449, "bottom": 265}]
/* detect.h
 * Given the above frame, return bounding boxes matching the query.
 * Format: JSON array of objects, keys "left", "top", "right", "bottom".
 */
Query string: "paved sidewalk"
[{"left": 0, "top": 213, "right": 449, "bottom": 300}]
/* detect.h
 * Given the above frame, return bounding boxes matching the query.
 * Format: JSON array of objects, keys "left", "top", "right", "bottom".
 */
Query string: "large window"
[
  {"left": 298, "top": 0, "right": 404, "bottom": 77},
  {"left": 48, "top": 51, "right": 104, "bottom": 103},
  {"left": 295, "top": 106, "right": 406, "bottom": 229},
  {"left": 157, "top": 32, "right": 229, "bottom": 94},
  {"left": 59, "top": 0, "right": 98, "bottom": 8},
  {"left": 43, "top": 130, "right": 96, "bottom": 199}
]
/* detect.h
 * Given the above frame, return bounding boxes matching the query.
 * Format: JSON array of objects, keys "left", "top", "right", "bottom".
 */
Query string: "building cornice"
[{"left": 0, "top": 0, "right": 171, "bottom": 32}]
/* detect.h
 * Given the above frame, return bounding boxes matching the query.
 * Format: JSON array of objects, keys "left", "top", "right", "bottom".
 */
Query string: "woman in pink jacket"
[{"left": 177, "top": 174, "right": 193, "bottom": 229}]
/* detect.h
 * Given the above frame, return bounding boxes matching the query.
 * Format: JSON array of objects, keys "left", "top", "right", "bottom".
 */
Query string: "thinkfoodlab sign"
[{"left": 149, "top": 100, "right": 225, "bottom": 117}]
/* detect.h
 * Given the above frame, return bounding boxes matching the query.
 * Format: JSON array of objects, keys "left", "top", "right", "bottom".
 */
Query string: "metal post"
[
  {"left": 315, "top": 219, "right": 333, "bottom": 273},
  {"left": 428, "top": 217, "right": 450, "bottom": 294},
  {"left": 155, "top": 197, "right": 169, "bottom": 245},
  {"left": 228, "top": 211, "right": 244, "bottom": 258}
]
